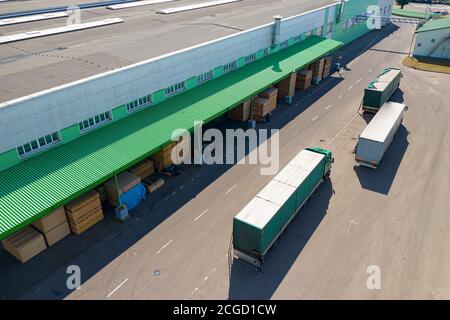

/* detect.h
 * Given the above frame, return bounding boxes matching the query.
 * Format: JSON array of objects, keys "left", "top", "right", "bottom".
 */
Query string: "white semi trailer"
[{"left": 355, "top": 101, "right": 406, "bottom": 169}]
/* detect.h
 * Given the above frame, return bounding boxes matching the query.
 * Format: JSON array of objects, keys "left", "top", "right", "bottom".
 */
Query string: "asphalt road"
[
  {"left": 0, "top": 0, "right": 334, "bottom": 102},
  {"left": 2, "top": 21, "right": 448, "bottom": 300}
]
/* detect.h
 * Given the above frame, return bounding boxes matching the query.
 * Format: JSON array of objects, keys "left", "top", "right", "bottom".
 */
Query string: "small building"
[{"left": 413, "top": 18, "right": 450, "bottom": 60}]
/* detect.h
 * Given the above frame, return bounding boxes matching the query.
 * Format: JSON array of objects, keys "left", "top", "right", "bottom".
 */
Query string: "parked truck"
[
  {"left": 355, "top": 102, "right": 406, "bottom": 169},
  {"left": 362, "top": 68, "right": 402, "bottom": 113},
  {"left": 232, "top": 147, "right": 333, "bottom": 268}
]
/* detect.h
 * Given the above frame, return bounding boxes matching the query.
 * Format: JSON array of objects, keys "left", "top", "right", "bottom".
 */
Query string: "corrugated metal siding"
[{"left": 0, "top": 36, "right": 342, "bottom": 239}]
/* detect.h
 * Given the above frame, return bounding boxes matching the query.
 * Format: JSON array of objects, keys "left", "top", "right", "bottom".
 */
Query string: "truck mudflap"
[
  {"left": 355, "top": 157, "right": 378, "bottom": 169},
  {"left": 234, "top": 248, "right": 262, "bottom": 268},
  {"left": 362, "top": 105, "right": 380, "bottom": 114}
]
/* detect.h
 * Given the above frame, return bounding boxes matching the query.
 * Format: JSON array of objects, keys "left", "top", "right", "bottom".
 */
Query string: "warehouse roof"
[
  {"left": 415, "top": 18, "right": 450, "bottom": 33},
  {"left": 0, "top": 35, "right": 342, "bottom": 240}
]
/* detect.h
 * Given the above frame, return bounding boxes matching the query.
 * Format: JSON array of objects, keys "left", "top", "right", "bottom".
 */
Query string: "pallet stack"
[
  {"left": 2, "top": 227, "right": 47, "bottom": 263},
  {"left": 151, "top": 142, "right": 182, "bottom": 170},
  {"left": 227, "top": 100, "right": 251, "bottom": 122},
  {"left": 104, "top": 171, "right": 141, "bottom": 207},
  {"left": 275, "top": 72, "right": 297, "bottom": 99},
  {"left": 143, "top": 176, "right": 165, "bottom": 193},
  {"left": 251, "top": 88, "right": 278, "bottom": 121},
  {"left": 322, "top": 56, "right": 332, "bottom": 78},
  {"left": 129, "top": 158, "right": 154, "bottom": 180},
  {"left": 311, "top": 58, "right": 325, "bottom": 84},
  {"left": 296, "top": 69, "right": 312, "bottom": 90},
  {"left": 32, "top": 207, "right": 70, "bottom": 246},
  {"left": 95, "top": 185, "right": 108, "bottom": 202},
  {"left": 65, "top": 190, "right": 104, "bottom": 235}
]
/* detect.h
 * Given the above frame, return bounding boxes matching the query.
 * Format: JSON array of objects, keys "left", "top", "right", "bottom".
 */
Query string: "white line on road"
[
  {"left": 225, "top": 184, "right": 237, "bottom": 194},
  {"left": 369, "top": 69, "right": 373, "bottom": 73},
  {"left": 107, "top": 278, "right": 128, "bottom": 298},
  {"left": 194, "top": 209, "right": 209, "bottom": 221},
  {"left": 348, "top": 86, "right": 353, "bottom": 90},
  {"left": 356, "top": 78, "right": 362, "bottom": 83},
  {"left": 157, "top": 239, "right": 173, "bottom": 254},
  {"left": 326, "top": 104, "right": 332, "bottom": 110},
  {"left": 338, "top": 94, "right": 343, "bottom": 99},
  {"left": 312, "top": 116, "right": 318, "bottom": 122}
]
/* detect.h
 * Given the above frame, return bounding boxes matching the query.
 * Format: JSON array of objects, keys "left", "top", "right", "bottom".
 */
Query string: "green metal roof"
[
  {"left": 416, "top": 18, "right": 450, "bottom": 33},
  {"left": 0, "top": 36, "right": 342, "bottom": 240},
  {"left": 391, "top": 7, "right": 433, "bottom": 20}
]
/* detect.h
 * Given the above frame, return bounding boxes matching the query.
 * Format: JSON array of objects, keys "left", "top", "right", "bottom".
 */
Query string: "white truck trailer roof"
[{"left": 360, "top": 102, "right": 405, "bottom": 143}]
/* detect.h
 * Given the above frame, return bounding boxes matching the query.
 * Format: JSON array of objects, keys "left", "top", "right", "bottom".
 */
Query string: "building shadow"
[
  {"left": 228, "top": 179, "right": 333, "bottom": 300},
  {"left": 353, "top": 125, "right": 409, "bottom": 195}
]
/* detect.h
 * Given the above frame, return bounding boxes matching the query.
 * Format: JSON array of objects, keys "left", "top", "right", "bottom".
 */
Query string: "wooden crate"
[
  {"left": 251, "top": 98, "right": 271, "bottom": 118},
  {"left": 129, "top": 158, "right": 154, "bottom": 180},
  {"left": 65, "top": 190, "right": 101, "bottom": 221},
  {"left": 104, "top": 172, "right": 141, "bottom": 206},
  {"left": 150, "top": 141, "right": 182, "bottom": 170},
  {"left": 312, "top": 58, "right": 324, "bottom": 80},
  {"left": 296, "top": 69, "right": 312, "bottom": 90},
  {"left": 2, "top": 227, "right": 47, "bottom": 263},
  {"left": 142, "top": 176, "right": 165, "bottom": 193},
  {"left": 276, "top": 72, "right": 297, "bottom": 98},
  {"left": 32, "top": 207, "right": 67, "bottom": 233},
  {"left": 227, "top": 100, "right": 251, "bottom": 121},
  {"left": 69, "top": 209, "right": 104, "bottom": 236},
  {"left": 43, "top": 221, "right": 70, "bottom": 246}
]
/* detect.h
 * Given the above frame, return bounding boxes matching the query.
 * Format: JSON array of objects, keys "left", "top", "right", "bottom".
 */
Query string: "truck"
[
  {"left": 232, "top": 147, "right": 333, "bottom": 268},
  {"left": 362, "top": 68, "right": 402, "bottom": 113},
  {"left": 355, "top": 102, "right": 406, "bottom": 169}
]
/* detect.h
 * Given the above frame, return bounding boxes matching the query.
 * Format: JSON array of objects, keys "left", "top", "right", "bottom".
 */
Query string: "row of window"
[
  {"left": 244, "top": 53, "right": 257, "bottom": 63},
  {"left": 15, "top": 28, "right": 330, "bottom": 160},
  {"left": 197, "top": 70, "right": 214, "bottom": 83},
  {"left": 223, "top": 61, "right": 237, "bottom": 73},
  {"left": 17, "top": 132, "right": 61, "bottom": 159},
  {"left": 165, "top": 81, "right": 186, "bottom": 96},
  {"left": 127, "top": 94, "right": 153, "bottom": 113},
  {"left": 79, "top": 111, "right": 112, "bottom": 133}
]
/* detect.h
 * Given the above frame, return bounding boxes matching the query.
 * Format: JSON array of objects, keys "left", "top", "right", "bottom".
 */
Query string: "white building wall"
[
  {"left": 0, "top": 3, "right": 339, "bottom": 155},
  {"left": 414, "top": 29, "right": 450, "bottom": 58}
]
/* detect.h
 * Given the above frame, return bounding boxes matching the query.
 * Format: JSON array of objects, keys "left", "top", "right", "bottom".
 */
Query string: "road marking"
[
  {"left": 356, "top": 78, "right": 362, "bottom": 83},
  {"left": 326, "top": 104, "right": 332, "bottom": 110},
  {"left": 312, "top": 115, "right": 318, "bottom": 122},
  {"left": 157, "top": 239, "right": 173, "bottom": 254},
  {"left": 194, "top": 209, "right": 209, "bottom": 221},
  {"left": 107, "top": 278, "right": 128, "bottom": 298},
  {"left": 348, "top": 86, "right": 353, "bottom": 90},
  {"left": 180, "top": 185, "right": 184, "bottom": 190},
  {"left": 172, "top": 191, "right": 176, "bottom": 196},
  {"left": 369, "top": 68, "right": 373, "bottom": 73},
  {"left": 338, "top": 94, "right": 343, "bottom": 99},
  {"left": 225, "top": 184, "right": 237, "bottom": 194}
]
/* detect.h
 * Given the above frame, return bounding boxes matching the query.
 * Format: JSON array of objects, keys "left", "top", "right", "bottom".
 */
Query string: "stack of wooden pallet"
[
  {"left": 142, "top": 176, "right": 165, "bottom": 193},
  {"left": 104, "top": 172, "right": 141, "bottom": 206},
  {"left": 251, "top": 88, "right": 278, "bottom": 121},
  {"left": 151, "top": 141, "right": 182, "bottom": 170},
  {"left": 227, "top": 100, "right": 251, "bottom": 121},
  {"left": 296, "top": 69, "right": 312, "bottom": 90},
  {"left": 95, "top": 185, "right": 108, "bottom": 202},
  {"left": 129, "top": 158, "right": 154, "bottom": 180},
  {"left": 259, "top": 88, "right": 278, "bottom": 110},
  {"left": 322, "top": 56, "right": 332, "bottom": 78},
  {"left": 2, "top": 227, "right": 47, "bottom": 263},
  {"left": 312, "top": 58, "right": 325, "bottom": 83},
  {"left": 275, "top": 72, "right": 297, "bottom": 99},
  {"left": 32, "top": 207, "right": 70, "bottom": 246},
  {"left": 65, "top": 190, "right": 104, "bottom": 235}
]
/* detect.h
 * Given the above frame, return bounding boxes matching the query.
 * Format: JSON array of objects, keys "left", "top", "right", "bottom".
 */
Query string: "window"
[
  {"left": 279, "top": 40, "right": 288, "bottom": 49},
  {"left": 223, "top": 61, "right": 237, "bottom": 73},
  {"left": 244, "top": 53, "right": 257, "bottom": 63},
  {"left": 165, "top": 81, "right": 186, "bottom": 96},
  {"left": 79, "top": 111, "right": 112, "bottom": 133},
  {"left": 294, "top": 35, "right": 302, "bottom": 43},
  {"left": 431, "top": 39, "right": 436, "bottom": 43},
  {"left": 197, "top": 70, "right": 214, "bottom": 83},
  {"left": 17, "top": 131, "right": 61, "bottom": 158},
  {"left": 264, "top": 48, "right": 270, "bottom": 56},
  {"left": 417, "top": 43, "right": 422, "bottom": 47},
  {"left": 127, "top": 94, "right": 153, "bottom": 113}
]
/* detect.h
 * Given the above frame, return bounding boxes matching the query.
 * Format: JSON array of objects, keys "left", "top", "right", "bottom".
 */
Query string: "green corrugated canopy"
[{"left": 0, "top": 36, "right": 342, "bottom": 240}]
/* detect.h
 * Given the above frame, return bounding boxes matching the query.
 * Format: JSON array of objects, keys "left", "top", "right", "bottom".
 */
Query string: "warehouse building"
[
  {"left": 413, "top": 18, "right": 450, "bottom": 60},
  {"left": 0, "top": 0, "right": 393, "bottom": 247}
]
